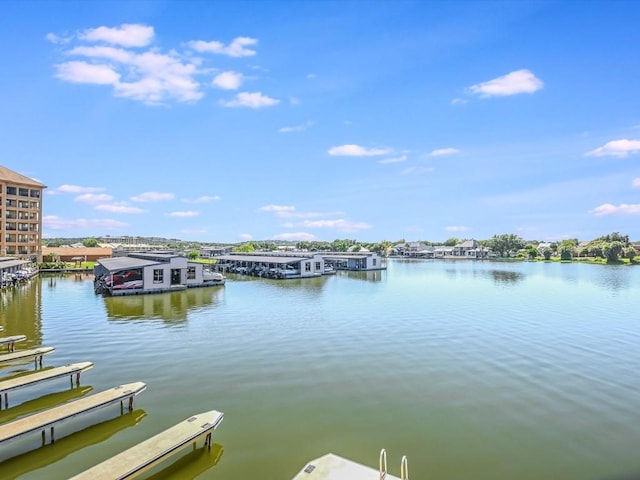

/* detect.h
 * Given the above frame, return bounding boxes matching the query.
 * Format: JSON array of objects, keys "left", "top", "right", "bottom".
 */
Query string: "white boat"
[{"left": 203, "top": 269, "right": 226, "bottom": 285}]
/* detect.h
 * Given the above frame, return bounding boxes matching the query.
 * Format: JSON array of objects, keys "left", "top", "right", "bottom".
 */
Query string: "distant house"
[
  {"left": 392, "top": 242, "right": 435, "bottom": 257},
  {"left": 452, "top": 239, "right": 488, "bottom": 258},
  {"left": 199, "top": 246, "right": 233, "bottom": 258},
  {"left": 94, "top": 252, "right": 224, "bottom": 296},
  {"left": 42, "top": 246, "right": 112, "bottom": 263}
]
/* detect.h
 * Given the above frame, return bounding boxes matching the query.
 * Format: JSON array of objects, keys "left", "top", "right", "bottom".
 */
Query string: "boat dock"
[
  {"left": 69, "top": 409, "right": 224, "bottom": 480},
  {"left": 0, "top": 334, "right": 26, "bottom": 352},
  {"left": 0, "top": 346, "right": 55, "bottom": 368},
  {"left": 0, "top": 361, "right": 94, "bottom": 409},
  {"left": 292, "top": 450, "right": 407, "bottom": 480},
  {"left": 0, "top": 381, "right": 146, "bottom": 446}
]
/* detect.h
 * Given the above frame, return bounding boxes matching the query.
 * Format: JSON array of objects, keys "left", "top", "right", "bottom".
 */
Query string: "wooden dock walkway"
[
  {"left": 70, "top": 409, "right": 224, "bottom": 480},
  {"left": 0, "top": 361, "right": 93, "bottom": 408},
  {"left": 0, "top": 346, "right": 55, "bottom": 367},
  {"left": 0, "top": 382, "right": 146, "bottom": 446},
  {"left": 0, "top": 334, "right": 26, "bottom": 352},
  {"left": 291, "top": 452, "right": 403, "bottom": 480}
]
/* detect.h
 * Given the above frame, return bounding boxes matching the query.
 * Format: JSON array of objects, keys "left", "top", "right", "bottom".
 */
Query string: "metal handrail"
[
  {"left": 400, "top": 455, "right": 409, "bottom": 480},
  {"left": 379, "top": 448, "right": 387, "bottom": 480}
]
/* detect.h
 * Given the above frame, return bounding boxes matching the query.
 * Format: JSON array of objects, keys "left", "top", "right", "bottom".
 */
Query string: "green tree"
[
  {"left": 188, "top": 250, "right": 199, "bottom": 260},
  {"left": 82, "top": 238, "right": 98, "bottom": 247},
  {"left": 233, "top": 243, "right": 255, "bottom": 253},
  {"left": 489, "top": 234, "right": 526, "bottom": 257},
  {"left": 526, "top": 245, "right": 539, "bottom": 259},
  {"left": 543, "top": 247, "right": 553, "bottom": 260},
  {"left": 604, "top": 241, "right": 623, "bottom": 262},
  {"left": 443, "top": 237, "right": 460, "bottom": 247},
  {"left": 625, "top": 246, "right": 636, "bottom": 262},
  {"left": 559, "top": 245, "right": 573, "bottom": 261},
  {"left": 590, "top": 245, "right": 604, "bottom": 258}
]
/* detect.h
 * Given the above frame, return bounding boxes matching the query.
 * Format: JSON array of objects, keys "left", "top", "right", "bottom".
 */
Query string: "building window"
[
  {"left": 315, "top": 262, "right": 321, "bottom": 271},
  {"left": 187, "top": 267, "right": 196, "bottom": 279},
  {"left": 153, "top": 269, "right": 164, "bottom": 283},
  {"left": 305, "top": 262, "right": 311, "bottom": 272},
  {"left": 30, "top": 189, "right": 40, "bottom": 198},
  {"left": 18, "top": 188, "right": 29, "bottom": 196},
  {"left": 6, "top": 186, "right": 16, "bottom": 195},
  {"left": 373, "top": 259, "right": 377, "bottom": 266}
]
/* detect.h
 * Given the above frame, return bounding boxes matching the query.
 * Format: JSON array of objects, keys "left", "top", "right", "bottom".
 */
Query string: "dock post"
[
  {"left": 51, "top": 426, "right": 55, "bottom": 443},
  {"left": 41, "top": 429, "right": 45, "bottom": 446},
  {"left": 76, "top": 372, "right": 81, "bottom": 386},
  {"left": 205, "top": 432, "right": 212, "bottom": 450},
  {"left": 128, "top": 396, "right": 134, "bottom": 411},
  {"left": 3, "top": 392, "right": 7, "bottom": 409}
]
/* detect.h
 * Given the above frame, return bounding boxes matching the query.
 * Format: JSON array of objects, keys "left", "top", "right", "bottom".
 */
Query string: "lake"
[{"left": 1, "top": 259, "right": 639, "bottom": 480}]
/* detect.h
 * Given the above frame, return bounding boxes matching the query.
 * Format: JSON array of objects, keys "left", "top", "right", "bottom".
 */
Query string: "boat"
[{"left": 203, "top": 269, "right": 226, "bottom": 286}]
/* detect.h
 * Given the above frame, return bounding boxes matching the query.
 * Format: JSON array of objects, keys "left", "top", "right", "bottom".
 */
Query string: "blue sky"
[{"left": 2, "top": 1, "right": 640, "bottom": 243}]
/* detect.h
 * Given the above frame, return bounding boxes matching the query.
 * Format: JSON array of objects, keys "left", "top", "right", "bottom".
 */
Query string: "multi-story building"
[{"left": 0, "top": 166, "right": 46, "bottom": 261}]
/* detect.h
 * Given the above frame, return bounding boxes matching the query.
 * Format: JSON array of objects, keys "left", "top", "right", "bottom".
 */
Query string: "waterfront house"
[
  {"left": 392, "top": 242, "right": 435, "bottom": 258},
  {"left": 93, "top": 252, "right": 224, "bottom": 296}
]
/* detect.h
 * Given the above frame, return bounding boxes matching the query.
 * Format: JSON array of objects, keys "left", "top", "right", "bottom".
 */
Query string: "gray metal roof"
[
  {"left": 322, "top": 254, "right": 369, "bottom": 259},
  {"left": 216, "top": 255, "right": 307, "bottom": 264},
  {"left": 96, "top": 257, "right": 161, "bottom": 271},
  {"left": 0, "top": 259, "right": 30, "bottom": 269}
]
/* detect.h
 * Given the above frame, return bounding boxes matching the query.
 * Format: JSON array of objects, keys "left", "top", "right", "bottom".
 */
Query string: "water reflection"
[
  {"left": 336, "top": 270, "right": 384, "bottom": 282},
  {"left": 145, "top": 443, "right": 224, "bottom": 480},
  {"left": 488, "top": 269, "right": 525, "bottom": 285},
  {"left": 0, "top": 409, "right": 146, "bottom": 477},
  {"left": 0, "top": 278, "right": 42, "bottom": 347},
  {"left": 104, "top": 286, "right": 223, "bottom": 323},
  {"left": 0, "top": 386, "right": 93, "bottom": 423}
]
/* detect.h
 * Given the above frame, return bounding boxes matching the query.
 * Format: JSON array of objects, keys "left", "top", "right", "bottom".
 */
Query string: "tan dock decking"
[
  {"left": 0, "top": 381, "right": 146, "bottom": 446},
  {"left": 292, "top": 453, "right": 402, "bottom": 480},
  {"left": 0, "top": 346, "right": 56, "bottom": 367},
  {"left": 0, "top": 334, "right": 27, "bottom": 352},
  {"left": 0, "top": 361, "right": 94, "bottom": 408},
  {"left": 70, "top": 409, "right": 224, "bottom": 480}
]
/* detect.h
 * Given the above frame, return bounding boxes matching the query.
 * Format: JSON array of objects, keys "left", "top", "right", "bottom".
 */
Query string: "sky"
[{"left": 2, "top": 1, "right": 640, "bottom": 244}]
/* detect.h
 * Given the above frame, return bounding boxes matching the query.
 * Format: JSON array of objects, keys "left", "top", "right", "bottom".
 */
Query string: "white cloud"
[
  {"left": 48, "top": 184, "right": 105, "bottom": 195},
  {"left": 238, "top": 233, "right": 253, "bottom": 241},
  {"left": 589, "top": 203, "right": 640, "bottom": 216},
  {"left": 428, "top": 148, "right": 460, "bottom": 157},
  {"left": 272, "top": 232, "right": 318, "bottom": 241},
  {"left": 378, "top": 154, "right": 407, "bottom": 164},
  {"left": 328, "top": 144, "right": 393, "bottom": 156},
  {"left": 95, "top": 203, "right": 146, "bottom": 214},
  {"left": 131, "top": 192, "right": 175, "bottom": 202},
  {"left": 259, "top": 205, "right": 295, "bottom": 214},
  {"left": 188, "top": 37, "right": 258, "bottom": 57},
  {"left": 55, "top": 61, "right": 120, "bottom": 85},
  {"left": 586, "top": 139, "right": 640, "bottom": 157},
  {"left": 43, "top": 215, "right": 128, "bottom": 230},
  {"left": 182, "top": 195, "right": 221, "bottom": 203},
  {"left": 279, "top": 121, "right": 314, "bottom": 133},
  {"left": 260, "top": 205, "right": 343, "bottom": 219},
  {"left": 212, "top": 71, "right": 244, "bottom": 90},
  {"left": 219, "top": 92, "right": 279, "bottom": 108},
  {"left": 445, "top": 225, "right": 471, "bottom": 232},
  {"left": 400, "top": 167, "right": 435, "bottom": 175},
  {"left": 467, "top": 69, "right": 543, "bottom": 97},
  {"left": 79, "top": 24, "right": 154, "bottom": 47},
  {"left": 45, "top": 32, "right": 71, "bottom": 45},
  {"left": 451, "top": 97, "right": 467, "bottom": 105},
  {"left": 75, "top": 193, "right": 113, "bottom": 204},
  {"left": 299, "top": 219, "right": 372, "bottom": 232},
  {"left": 633, "top": 177, "right": 640, "bottom": 188},
  {"left": 166, "top": 210, "right": 199, "bottom": 217}
]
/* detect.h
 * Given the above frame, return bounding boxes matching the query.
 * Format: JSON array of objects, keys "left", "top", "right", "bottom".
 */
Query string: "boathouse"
[
  {"left": 215, "top": 252, "right": 326, "bottom": 279},
  {"left": 94, "top": 252, "right": 224, "bottom": 296}
]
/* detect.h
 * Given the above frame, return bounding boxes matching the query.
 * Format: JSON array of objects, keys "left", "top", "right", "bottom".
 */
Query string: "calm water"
[{"left": 1, "top": 259, "right": 640, "bottom": 480}]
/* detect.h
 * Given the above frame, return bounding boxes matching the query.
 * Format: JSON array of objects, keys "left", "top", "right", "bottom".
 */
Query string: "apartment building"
[{"left": 0, "top": 166, "right": 46, "bottom": 260}]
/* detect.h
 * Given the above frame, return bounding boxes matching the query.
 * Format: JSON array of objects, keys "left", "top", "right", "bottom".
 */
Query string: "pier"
[
  {"left": 292, "top": 450, "right": 407, "bottom": 480},
  {"left": 0, "top": 382, "right": 146, "bottom": 446},
  {"left": 0, "top": 334, "right": 26, "bottom": 352},
  {"left": 0, "top": 346, "right": 55, "bottom": 368},
  {"left": 70, "top": 409, "right": 224, "bottom": 479},
  {"left": 0, "top": 361, "right": 94, "bottom": 408}
]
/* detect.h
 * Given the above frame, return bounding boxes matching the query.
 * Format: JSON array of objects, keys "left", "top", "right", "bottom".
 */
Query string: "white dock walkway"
[
  {"left": 70, "top": 409, "right": 224, "bottom": 480},
  {"left": 0, "top": 334, "right": 26, "bottom": 352},
  {"left": 292, "top": 453, "right": 402, "bottom": 480},
  {"left": 0, "top": 346, "right": 55, "bottom": 367},
  {"left": 0, "top": 381, "right": 146, "bottom": 446},
  {"left": 0, "top": 361, "right": 94, "bottom": 408}
]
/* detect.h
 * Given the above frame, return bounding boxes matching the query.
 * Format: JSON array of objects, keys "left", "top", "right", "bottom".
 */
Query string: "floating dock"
[
  {"left": 70, "top": 409, "right": 224, "bottom": 480},
  {"left": 0, "top": 334, "right": 26, "bottom": 352},
  {"left": 0, "top": 346, "right": 56, "bottom": 367},
  {"left": 0, "top": 361, "right": 94, "bottom": 409},
  {"left": 292, "top": 451, "right": 405, "bottom": 480},
  {"left": 0, "top": 381, "right": 146, "bottom": 446}
]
